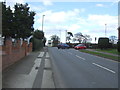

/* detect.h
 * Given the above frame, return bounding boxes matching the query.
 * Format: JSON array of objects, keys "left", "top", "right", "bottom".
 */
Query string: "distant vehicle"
[
  {"left": 74, "top": 44, "right": 87, "bottom": 49},
  {"left": 57, "top": 43, "right": 70, "bottom": 49}
]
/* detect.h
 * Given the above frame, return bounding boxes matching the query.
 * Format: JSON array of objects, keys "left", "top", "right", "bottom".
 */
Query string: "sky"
[{"left": 1, "top": 0, "right": 119, "bottom": 43}]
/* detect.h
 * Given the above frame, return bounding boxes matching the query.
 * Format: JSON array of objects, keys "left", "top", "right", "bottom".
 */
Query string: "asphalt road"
[{"left": 48, "top": 47, "right": 118, "bottom": 88}]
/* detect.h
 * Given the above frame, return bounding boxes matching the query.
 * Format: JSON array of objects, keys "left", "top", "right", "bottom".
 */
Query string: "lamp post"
[
  {"left": 42, "top": 15, "right": 45, "bottom": 31},
  {"left": 105, "top": 24, "right": 107, "bottom": 37}
]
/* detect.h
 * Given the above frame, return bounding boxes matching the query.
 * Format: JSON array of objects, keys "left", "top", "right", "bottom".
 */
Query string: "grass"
[
  {"left": 95, "top": 49, "right": 120, "bottom": 55},
  {"left": 80, "top": 49, "right": 119, "bottom": 62}
]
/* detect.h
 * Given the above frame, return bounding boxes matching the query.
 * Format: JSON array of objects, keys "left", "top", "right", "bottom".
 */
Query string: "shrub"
[
  {"left": 30, "top": 37, "right": 44, "bottom": 51},
  {"left": 98, "top": 37, "right": 109, "bottom": 49}
]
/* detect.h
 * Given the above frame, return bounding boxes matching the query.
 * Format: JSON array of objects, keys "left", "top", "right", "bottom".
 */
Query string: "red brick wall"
[{"left": 1, "top": 40, "right": 32, "bottom": 70}]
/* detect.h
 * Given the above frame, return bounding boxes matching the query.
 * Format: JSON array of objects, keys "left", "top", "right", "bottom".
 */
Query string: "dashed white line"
[
  {"left": 38, "top": 52, "right": 45, "bottom": 58},
  {"left": 92, "top": 63, "right": 116, "bottom": 74},
  {"left": 76, "top": 55, "right": 85, "bottom": 60},
  {"left": 46, "top": 52, "right": 49, "bottom": 58}
]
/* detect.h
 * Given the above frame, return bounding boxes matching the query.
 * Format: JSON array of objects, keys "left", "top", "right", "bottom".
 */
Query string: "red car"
[{"left": 74, "top": 44, "right": 87, "bottom": 49}]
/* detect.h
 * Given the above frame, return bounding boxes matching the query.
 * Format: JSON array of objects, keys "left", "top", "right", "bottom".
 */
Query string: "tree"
[
  {"left": 73, "top": 32, "right": 84, "bottom": 43},
  {"left": 73, "top": 32, "right": 92, "bottom": 43},
  {"left": 2, "top": 2, "right": 14, "bottom": 39},
  {"left": 51, "top": 35, "right": 60, "bottom": 46},
  {"left": 13, "top": 3, "right": 35, "bottom": 40},
  {"left": 82, "top": 34, "right": 92, "bottom": 44},
  {"left": 51, "top": 35, "right": 60, "bottom": 41},
  {"left": 66, "top": 32, "right": 73, "bottom": 43},
  {"left": 109, "top": 36, "right": 117, "bottom": 44},
  {"left": 33, "top": 30, "right": 44, "bottom": 40}
]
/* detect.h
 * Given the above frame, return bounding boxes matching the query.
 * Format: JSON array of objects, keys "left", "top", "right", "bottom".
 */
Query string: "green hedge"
[
  {"left": 30, "top": 37, "right": 44, "bottom": 51},
  {"left": 98, "top": 37, "right": 109, "bottom": 49}
]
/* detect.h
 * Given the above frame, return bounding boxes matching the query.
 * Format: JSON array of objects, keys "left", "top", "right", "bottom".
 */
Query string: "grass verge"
[
  {"left": 95, "top": 49, "right": 120, "bottom": 55},
  {"left": 79, "top": 50, "right": 119, "bottom": 62}
]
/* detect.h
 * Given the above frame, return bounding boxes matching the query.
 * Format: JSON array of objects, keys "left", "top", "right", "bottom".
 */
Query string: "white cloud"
[
  {"left": 96, "top": 4, "right": 104, "bottom": 7},
  {"left": 35, "top": 8, "right": 82, "bottom": 25},
  {"left": 28, "top": 4, "right": 45, "bottom": 12},
  {"left": 42, "top": 0, "right": 53, "bottom": 6},
  {"left": 67, "top": 24, "right": 81, "bottom": 31},
  {"left": 87, "top": 14, "right": 118, "bottom": 27}
]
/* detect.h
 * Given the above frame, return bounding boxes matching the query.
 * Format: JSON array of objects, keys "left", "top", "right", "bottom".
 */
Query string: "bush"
[
  {"left": 90, "top": 44, "right": 98, "bottom": 49},
  {"left": 98, "top": 37, "right": 109, "bottom": 49},
  {"left": 30, "top": 37, "right": 44, "bottom": 51},
  {"left": 117, "top": 40, "right": 120, "bottom": 52},
  {"left": 112, "top": 44, "right": 117, "bottom": 49}
]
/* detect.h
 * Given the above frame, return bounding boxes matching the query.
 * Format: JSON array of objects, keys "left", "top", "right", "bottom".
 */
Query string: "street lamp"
[
  {"left": 42, "top": 15, "right": 45, "bottom": 31},
  {"left": 105, "top": 24, "right": 107, "bottom": 37}
]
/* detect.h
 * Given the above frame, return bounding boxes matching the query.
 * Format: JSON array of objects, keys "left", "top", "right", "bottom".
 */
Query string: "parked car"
[
  {"left": 74, "top": 44, "right": 87, "bottom": 49},
  {"left": 57, "top": 43, "right": 70, "bottom": 49}
]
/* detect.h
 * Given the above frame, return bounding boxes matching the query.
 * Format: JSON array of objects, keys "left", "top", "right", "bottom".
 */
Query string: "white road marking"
[
  {"left": 41, "top": 59, "right": 55, "bottom": 88},
  {"left": 5, "top": 58, "right": 42, "bottom": 88},
  {"left": 46, "top": 52, "right": 49, "bottom": 58},
  {"left": 92, "top": 63, "right": 116, "bottom": 74},
  {"left": 45, "top": 59, "right": 51, "bottom": 68},
  {"left": 29, "top": 58, "right": 41, "bottom": 75},
  {"left": 41, "top": 70, "right": 55, "bottom": 88},
  {"left": 38, "top": 52, "right": 45, "bottom": 58},
  {"left": 76, "top": 55, "right": 85, "bottom": 60}
]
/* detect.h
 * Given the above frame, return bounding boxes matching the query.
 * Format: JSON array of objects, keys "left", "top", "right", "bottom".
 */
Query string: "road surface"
[{"left": 48, "top": 47, "right": 118, "bottom": 88}]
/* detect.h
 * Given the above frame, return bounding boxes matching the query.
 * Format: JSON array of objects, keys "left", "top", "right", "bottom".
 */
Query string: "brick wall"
[{"left": 1, "top": 40, "right": 32, "bottom": 70}]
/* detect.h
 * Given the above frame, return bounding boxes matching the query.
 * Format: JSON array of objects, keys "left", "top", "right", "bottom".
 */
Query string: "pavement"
[{"left": 2, "top": 47, "right": 55, "bottom": 88}]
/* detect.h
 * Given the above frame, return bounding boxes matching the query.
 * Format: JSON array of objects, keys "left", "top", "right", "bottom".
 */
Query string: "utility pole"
[{"left": 42, "top": 15, "right": 45, "bottom": 31}]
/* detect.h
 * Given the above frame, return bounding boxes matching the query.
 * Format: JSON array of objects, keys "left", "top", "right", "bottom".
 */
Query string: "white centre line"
[
  {"left": 76, "top": 55, "right": 85, "bottom": 60},
  {"left": 92, "top": 63, "right": 116, "bottom": 74}
]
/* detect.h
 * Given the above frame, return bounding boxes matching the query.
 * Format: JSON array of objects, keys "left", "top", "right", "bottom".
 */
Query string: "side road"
[{"left": 2, "top": 47, "right": 55, "bottom": 88}]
